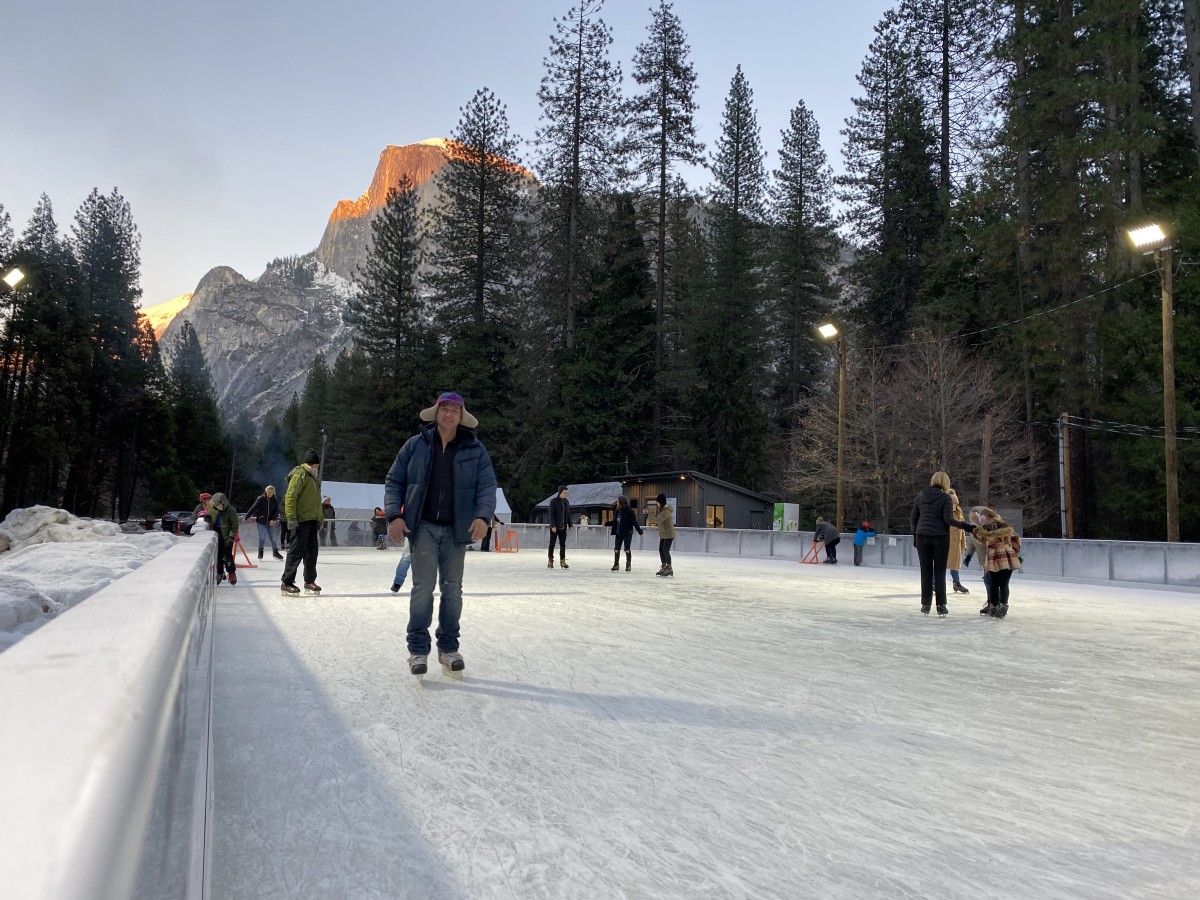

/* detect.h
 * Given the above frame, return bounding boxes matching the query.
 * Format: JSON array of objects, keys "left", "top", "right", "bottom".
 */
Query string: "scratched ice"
[{"left": 212, "top": 546, "right": 1200, "bottom": 899}]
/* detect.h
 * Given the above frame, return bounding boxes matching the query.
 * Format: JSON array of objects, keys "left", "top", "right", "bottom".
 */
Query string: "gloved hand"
[
  {"left": 963, "top": 553, "right": 972, "bottom": 568},
  {"left": 288, "top": 520, "right": 297, "bottom": 532}
]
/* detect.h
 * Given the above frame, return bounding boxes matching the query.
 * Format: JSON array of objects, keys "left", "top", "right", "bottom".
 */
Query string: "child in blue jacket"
[{"left": 852, "top": 521, "right": 876, "bottom": 566}]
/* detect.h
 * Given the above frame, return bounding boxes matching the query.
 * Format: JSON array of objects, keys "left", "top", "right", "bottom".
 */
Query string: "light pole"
[
  {"left": 2, "top": 267, "right": 25, "bottom": 289},
  {"left": 1127, "top": 223, "right": 1178, "bottom": 542},
  {"left": 818, "top": 322, "right": 846, "bottom": 533}
]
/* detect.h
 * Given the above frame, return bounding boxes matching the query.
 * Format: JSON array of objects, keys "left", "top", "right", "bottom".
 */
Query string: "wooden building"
[{"left": 619, "top": 471, "right": 776, "bottom": 530}]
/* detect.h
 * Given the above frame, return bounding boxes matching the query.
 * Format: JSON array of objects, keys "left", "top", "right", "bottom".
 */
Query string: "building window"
[{"left": 706, "top": 505, "right": 725, "bottom": 528}]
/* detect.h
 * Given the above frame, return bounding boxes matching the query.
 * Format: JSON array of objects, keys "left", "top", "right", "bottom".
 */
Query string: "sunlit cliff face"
[
  {"left": 138, "top": 293, "right": 192, "bottom": 339},
  {"left": 325, "top": 138, "right": 534, "bottom": 226}
]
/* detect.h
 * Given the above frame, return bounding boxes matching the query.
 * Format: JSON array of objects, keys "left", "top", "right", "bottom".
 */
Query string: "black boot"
[
  {"left": 624, "top": 551, "right": 631, "bottom": 571},
  {"left": 611, "top": 551, "right": 620, "bottom": 572},
  {"left": 258, "top": 548, "right": 263, "bottom": 560}
]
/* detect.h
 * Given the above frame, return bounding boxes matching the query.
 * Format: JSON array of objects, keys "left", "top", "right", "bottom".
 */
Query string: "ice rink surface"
[{"left": 212, "top": 546, "right": 1200, "bottom": 899}]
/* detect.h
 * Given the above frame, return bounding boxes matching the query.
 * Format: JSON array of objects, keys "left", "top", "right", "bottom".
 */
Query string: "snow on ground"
[
  {"left": 0, "top": 507, "right": 178, "bottom": 651},
  {"left": 212, "top": 547, "right": 1200, "bottom": 899}
]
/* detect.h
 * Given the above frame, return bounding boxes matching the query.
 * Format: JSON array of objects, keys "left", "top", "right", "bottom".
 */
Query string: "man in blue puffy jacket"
[{"left": 385, "top": 392, "right": 497, "bottom": 677}]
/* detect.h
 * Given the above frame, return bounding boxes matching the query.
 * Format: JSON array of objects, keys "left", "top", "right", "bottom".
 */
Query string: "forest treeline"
[{"left": 1, "top": 0, "right": 1197, "bottom": 539}]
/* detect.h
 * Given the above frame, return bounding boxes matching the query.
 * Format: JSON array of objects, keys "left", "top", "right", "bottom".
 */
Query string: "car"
[{"left": 160, "top": 510, "right": 198, "bottom": 535}]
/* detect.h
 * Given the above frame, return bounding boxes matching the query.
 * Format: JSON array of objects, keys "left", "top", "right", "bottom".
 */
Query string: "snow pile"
[{"left": 0, "top": 506, "right": 178, "bottom": 652}]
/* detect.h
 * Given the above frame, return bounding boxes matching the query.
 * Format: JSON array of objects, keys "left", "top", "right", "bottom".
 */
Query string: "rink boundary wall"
[
  {"left": 511, "top": 524, "right": 1200, "bottom": 588},
  {"left": 0, "top": 534, "right": 217, "bottom": 900}
]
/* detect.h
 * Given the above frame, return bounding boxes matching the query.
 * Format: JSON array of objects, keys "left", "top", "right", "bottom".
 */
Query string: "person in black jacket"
[
  {"left": 245, "top": 485, "right": 283, "bottom": 560},
  {"left": 547, "top": 486, "right": 572, "bottom": 569},
  {"left": 320, "top": 497, "right": 337, "bottom": 546},
  {"left": 609, "top": 495, "right": 644, "bottom": 572},
  {"left": 910, "top": 471, "right": 976, "bottom": 616}
]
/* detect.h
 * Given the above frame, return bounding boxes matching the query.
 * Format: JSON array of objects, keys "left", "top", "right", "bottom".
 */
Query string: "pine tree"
[
  {"left": 626, "top": 0, "right": 705, "bottom": 457},
  {"left": 167, "top": 321, "right": 228, "bottom": 497},
  {"left": 0, "top": 195, "right": 89, "bottom": 513},
  {"left": 297, "top": 352, "right": 332, "bottom": 463},
  {"left": 900, "top": 0, "right": 1005, "bottom": 216},
  {"left": 687, "top": 65, "right": 770, "bottom": 487},
  {"left": 552, "top": 194, "right": 655, "bottom": 484},
  {"left": 535, "top": 0, "right": 624, "bottom": 349},
  {"left": 840, "top": 10, "right": 942, "bottom": 345},
  {"left": 347, "top": 174, "right": 433, "bottom": 442},
  {"left": 768, "top": 99, "right": 840, "bottom": 423},
  {"left": 62, "top": 188, "right": 147, "bottom": 517},
  {"left": 426, "top": 87, "right": 528, "bottom": 478}
]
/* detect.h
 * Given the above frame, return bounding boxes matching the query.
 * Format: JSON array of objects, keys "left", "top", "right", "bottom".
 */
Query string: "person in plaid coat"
[{"left": 972, "top": 507, "right": 1021, "bottom": 619}]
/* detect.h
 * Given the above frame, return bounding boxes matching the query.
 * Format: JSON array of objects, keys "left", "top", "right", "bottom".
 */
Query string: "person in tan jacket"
[
  {"left": 654, "top": 493, "right": 676, "bottom": 577},
  {"left": 947, "top": 490, "right": 970, "bottom": 594}
]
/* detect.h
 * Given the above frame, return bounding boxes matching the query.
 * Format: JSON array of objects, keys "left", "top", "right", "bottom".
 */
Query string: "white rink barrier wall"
[
  {"left": 0, "top": 533, "right": 218, "bottom": 900},
  {"left": 510, "top": 524, "right": 1200, "bottom": 588}
]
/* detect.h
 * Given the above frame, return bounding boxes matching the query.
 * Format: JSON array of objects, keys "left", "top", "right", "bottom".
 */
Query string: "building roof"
[
  {"left": 618, "top": 470, "right": 776, "bottom": 504},
  {"left": 534, "top": 482, "right": 623, "bottom": 509}
]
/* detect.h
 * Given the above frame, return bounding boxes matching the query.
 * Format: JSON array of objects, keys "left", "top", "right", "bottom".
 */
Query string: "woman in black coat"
[
  {"left": 910, "top": 471, "right": 975, "bottom": 616},
  {"left": 609, "top": 495, "right": 643, "bottom": 572}
]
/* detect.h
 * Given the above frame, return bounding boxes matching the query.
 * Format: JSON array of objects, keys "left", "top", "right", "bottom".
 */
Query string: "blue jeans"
[
  {"left": 394, "top": 552, "right": 412, "bottom": 588},
  {"left": 256, "top": 521, "right": 278, "bottom": 552},
  {"left": 407, "top": 522, "right": 466, "bottom": 655}
]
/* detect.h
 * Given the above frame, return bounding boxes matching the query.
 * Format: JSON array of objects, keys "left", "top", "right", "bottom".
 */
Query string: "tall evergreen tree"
[
  {"left": 768, "top": 99, "right": 840, "bottom": 423},
  {"left": 551, "top": 194, "right": 656, "bottom": 485},
  {"left": 687, "top": 65, "right": 770, "bottom": 487},
  {"left": 840, "top": 10, "right": 942, "bottom": 344},
  {"left": 166, "top": 320, "right": 228, "bottom": 498},
  {"left": 900, "top": 0, "right": 1004, "bottom": 216},
  {"left": 62, "top": 188, "right": 148, "bottom": 517},
  {"left": 0, "top": 196, "right": 89, "bottom": 513},
  {"left": 626, "top": 0, "right": 705, "bottom": 457},
  {"left": 535, "top": 0, "right": 624, "bottom": 349},
  {"left": 426, "top": 87, "right": 528, "bottom": 478},
  {"left": 347, "top": 174, "right": 434, "bottom": 445}
]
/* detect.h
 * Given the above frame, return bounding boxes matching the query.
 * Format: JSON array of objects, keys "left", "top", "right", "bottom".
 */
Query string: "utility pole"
[
  {"left": 1060, "top": 413, "right": 1074, "bottom": 539},
  {"left": 1159, "top": 246, "right": 1180, "bottom": 542},
  {"left": 835, "top": 336, "right": 847, "bottom": 532},
  {"left": 320, "top": 429, "right": 328, "bottom": 488}
]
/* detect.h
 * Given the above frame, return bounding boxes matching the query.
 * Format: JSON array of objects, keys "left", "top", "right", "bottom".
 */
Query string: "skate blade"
[{"left": 441, "top": 665, "right": 464, "bottom": 680}]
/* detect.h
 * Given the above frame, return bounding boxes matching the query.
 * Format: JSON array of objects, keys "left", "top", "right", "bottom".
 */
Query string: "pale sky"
[{"left": 2, "top": 0, "right": 897, "bottom": 306}]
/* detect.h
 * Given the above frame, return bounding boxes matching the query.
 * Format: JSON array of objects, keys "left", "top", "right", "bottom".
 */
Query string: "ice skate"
[
  {"left": 257, "top": 548, "right": 263, "bottom": 560},
  {"left": 547, "top": 558, "right": 553, "bottom": 568},
  {"left": 655, "top": 565, "right": 667, "bottom": 576},
  {"left": 611, "top": 551, "right": 620, "bottom": 572},
  {"left": 273, "top": 550, "right": 284, "bottom": 560},
  {"left": 953, "top": 582, "right": 970, "bottom": 593},
  {"left": 921, "top": 603, "right": 931, "bottom": 615},
  {"left": 438, "top": 650, "right": 465, "bottom": 679},
  {"left": 559, "top": 558, "right": 568, "bottom": 569},
  {"left": 228, "top": 570, "right": 237, "bottom": 585},
  {"left": 993, "top": 603, "right": 1009, "bottom": 619},
  {"left": 624, "top": 551, "right": 631, "bottom": 572},
  {"left": 280, "top": 582, "right": 300, "bottom": 596},
  {"left": 304, "top": 582, "right": 322, "bottom": 594},
  {"left": 408, "top": 654, "right": 427, "bottom": 676},
  {"left": 980, "top": 603, "right": 996, "bottom": 617},
  {"left": 936, "top": 604, "right": 948, "bottom": 617}
]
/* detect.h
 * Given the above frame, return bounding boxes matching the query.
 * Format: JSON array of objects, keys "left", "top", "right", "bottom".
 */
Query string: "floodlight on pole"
[
  {"left": 818, "top": 322, "right": 847, "bottom": 532},
  {"left": 2, "top": 267, "right": 24, "bottom": 289},
  {"left": 1126, "top": 223, "right": 1167, "bottom": 252},
  {"left": 1125, "top": 222, "right": 1178, "bottom": 542}
]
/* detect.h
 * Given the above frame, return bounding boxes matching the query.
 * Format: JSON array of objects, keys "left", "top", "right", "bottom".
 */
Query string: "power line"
[
  {"left": 1057, "top": 414, "right": 1199, "bottom": 441},
  {"left": 865, "top": 270, "right": 1159, "bottom": 351}
]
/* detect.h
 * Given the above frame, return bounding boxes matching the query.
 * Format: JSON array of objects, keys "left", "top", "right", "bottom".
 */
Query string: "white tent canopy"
[{"left": 319, "top": 481, "right": 511, "bottom": 524}]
